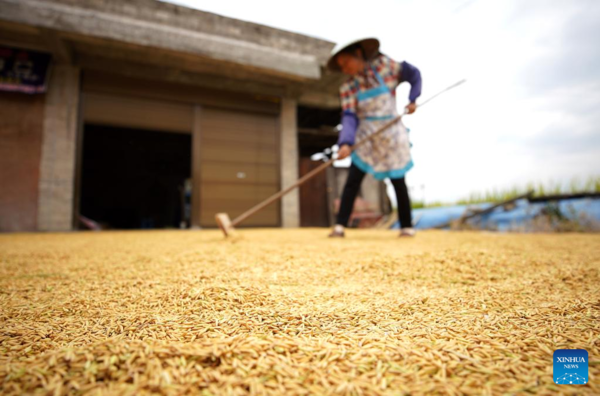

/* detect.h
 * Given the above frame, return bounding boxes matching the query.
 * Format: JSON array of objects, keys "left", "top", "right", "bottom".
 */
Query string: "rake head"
[{"left": 215, "top": 213, "right": 235, "bottom": 237}]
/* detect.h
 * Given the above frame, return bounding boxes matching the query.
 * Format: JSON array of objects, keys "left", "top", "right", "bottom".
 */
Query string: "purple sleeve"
[
  {"left": 337, "top": 111, "right": 358, "bottom": 146},
  {"left": 400, "top": 61, "right": 422, "bottom": 103}
]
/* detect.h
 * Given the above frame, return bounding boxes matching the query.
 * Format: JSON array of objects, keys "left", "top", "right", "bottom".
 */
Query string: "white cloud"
[{"left": 164, "top": 0, "right": 600, "bottom": 203}]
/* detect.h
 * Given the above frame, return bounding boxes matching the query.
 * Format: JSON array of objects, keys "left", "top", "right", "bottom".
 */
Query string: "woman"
[{"left": 327, "top": 38, "right": 421, "bottom": 238}]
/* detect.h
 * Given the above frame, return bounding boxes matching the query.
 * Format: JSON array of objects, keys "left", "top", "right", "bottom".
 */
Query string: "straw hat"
[{"left": 326, "top": 38, "right": 380, "bottom": 72}]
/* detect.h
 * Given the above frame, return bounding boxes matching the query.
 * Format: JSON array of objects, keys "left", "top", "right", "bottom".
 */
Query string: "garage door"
[{"left": 199, "top": 108, "right": 280, "bottom": 227}]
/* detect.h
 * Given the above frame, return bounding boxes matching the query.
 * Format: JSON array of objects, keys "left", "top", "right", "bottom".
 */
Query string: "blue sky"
[{"left": 164, "top": 0, "right": 600, "bottom": 203}]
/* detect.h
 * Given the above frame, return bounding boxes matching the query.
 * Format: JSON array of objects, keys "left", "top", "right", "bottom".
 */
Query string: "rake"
[{"left": 215, "top": 79, "right": 466, "bottom": 237}]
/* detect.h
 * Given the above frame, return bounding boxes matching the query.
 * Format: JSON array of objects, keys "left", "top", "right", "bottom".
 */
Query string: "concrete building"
[{"left": 0, "top": 0, "right": 388, "bottom": 232}]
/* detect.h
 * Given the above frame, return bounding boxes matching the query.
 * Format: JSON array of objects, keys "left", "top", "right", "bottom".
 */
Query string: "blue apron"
[{"left": 351, "top": 67, "right": 413, "bottom": 180}]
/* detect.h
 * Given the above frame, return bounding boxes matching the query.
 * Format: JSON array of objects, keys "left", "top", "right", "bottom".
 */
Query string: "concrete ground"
[{"left": 1, "top": 229, "right": 599, "bottom": 394}]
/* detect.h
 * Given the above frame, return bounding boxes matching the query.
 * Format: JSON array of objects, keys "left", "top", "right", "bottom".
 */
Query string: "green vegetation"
[
  {"left": 410, "top": 175, "right": 600, "bottom": 209},
  {"left": 411, "top": 200, "right": 445, "bottom": 209}
]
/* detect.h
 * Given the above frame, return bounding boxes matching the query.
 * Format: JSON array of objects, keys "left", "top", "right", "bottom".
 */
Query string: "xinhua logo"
[{"left": 553, "top": 349, "right": 588, "bottom": 385}]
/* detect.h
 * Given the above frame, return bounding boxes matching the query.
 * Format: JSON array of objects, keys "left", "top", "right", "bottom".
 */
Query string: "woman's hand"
[
  {"left": 337, "top": 144, "right": 352, "bottom": 160},
  {"left": 405, "top": 102, "right": 418, "bottom": 114}
]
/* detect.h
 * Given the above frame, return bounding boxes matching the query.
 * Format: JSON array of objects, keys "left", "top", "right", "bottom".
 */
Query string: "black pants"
[{"left": 336, "top": 163, "right": 412, "bottom": 228}]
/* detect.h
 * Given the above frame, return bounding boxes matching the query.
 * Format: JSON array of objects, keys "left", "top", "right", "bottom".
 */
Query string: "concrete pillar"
[
  {"left": 279, "top": 98, "right": 300, "bottom": 228},
  {"left": 37, "top": 65, "right": 80, "bottom": 231}
]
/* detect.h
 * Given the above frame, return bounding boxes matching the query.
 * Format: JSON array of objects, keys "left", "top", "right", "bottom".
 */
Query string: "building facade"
[{"left": 0, "top": 0, "right": 388, "bottom": 232}]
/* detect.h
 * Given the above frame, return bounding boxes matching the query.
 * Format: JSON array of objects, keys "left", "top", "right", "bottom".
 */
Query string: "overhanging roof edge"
[{"left": 0, "top": 0, "right": 323, "bottom": 80}]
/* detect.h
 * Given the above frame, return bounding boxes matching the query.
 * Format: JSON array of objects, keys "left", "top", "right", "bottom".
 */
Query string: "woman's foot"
[
  {"left": 399, "top": 227, "right": 416, "bottom": 237},
  {"left": 328, "top": 225, "right": 345, "bottom": 238}
]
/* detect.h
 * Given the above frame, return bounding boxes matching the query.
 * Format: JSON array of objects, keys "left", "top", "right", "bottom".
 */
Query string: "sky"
[{"left": 164, "top": 0, "right": 600, "bottom": 204}]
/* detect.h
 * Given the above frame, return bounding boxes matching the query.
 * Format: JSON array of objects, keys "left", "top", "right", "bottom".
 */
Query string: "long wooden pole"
[
  {"left": 230, "top": 79, "right": 466, "bottom": 227},
  {"left": 231, "top": 115, "right": 402, "bottom": 227}
]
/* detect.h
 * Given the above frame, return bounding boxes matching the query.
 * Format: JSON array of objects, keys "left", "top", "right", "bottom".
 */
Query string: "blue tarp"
[{"left": 392, "top": 198, "right": 600, "bottom": 231}]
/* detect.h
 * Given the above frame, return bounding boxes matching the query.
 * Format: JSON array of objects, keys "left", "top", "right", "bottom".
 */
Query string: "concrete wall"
[
  {"left": 280, "top": 98, "right": 300, "bottom": 227},
  {"left": 37, "top": 65, "right": 80, "bottom": 231},
  {"left": 0, "top": 0, "right": 332, "bottom": 81},
  {"left": 0, "top": 92, "right": 45, "bottom": 232}
]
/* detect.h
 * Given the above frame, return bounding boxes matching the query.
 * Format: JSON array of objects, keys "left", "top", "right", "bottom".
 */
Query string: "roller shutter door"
[{"left": 199, "top": 108, "right": 280, "bottom": 227}]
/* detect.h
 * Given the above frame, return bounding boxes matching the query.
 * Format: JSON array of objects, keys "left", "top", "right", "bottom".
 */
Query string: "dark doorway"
[
  {"left": 299, "top": 157, "right": 331, "bottom": 227},
  {"left": 297, "top": 105, "right": 339, "bottom": 227},
  {"left": 80, "top": 124, "right": 191, "bottom": 229}
]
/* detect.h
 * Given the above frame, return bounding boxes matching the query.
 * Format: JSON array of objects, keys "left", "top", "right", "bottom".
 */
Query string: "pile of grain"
[{"left": 1, "top": 230, "right": 598, "bottom": 394}]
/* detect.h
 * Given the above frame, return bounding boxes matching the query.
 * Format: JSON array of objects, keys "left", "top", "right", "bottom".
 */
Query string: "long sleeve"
[
  {"left": 338, "top": 77, "right": 359, "bottom": 147},
  {"left": 337, "top": 110, "right": 358, "bottom": 146},
  {"left": 400, "top": 61, "right": 422, "bottom": 103}
]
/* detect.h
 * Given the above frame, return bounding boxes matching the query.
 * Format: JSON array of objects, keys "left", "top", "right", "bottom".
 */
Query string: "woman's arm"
[
  {"left": 400, "top": 61, "right": 422, "bottom": 104},
  {"left": 337, "top": 79, "right": 359, "bottom": 152},
  {"left": 338, "top": 110, "right": 358, "bottom": 147}
]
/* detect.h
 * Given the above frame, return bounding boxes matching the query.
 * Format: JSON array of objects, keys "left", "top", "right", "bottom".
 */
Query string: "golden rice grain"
[{"left": 0, "top": 229, "right": 598, "bottom": 395}]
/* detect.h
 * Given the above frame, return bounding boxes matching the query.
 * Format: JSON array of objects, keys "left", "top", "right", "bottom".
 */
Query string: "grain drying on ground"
[{"left": 0, "top": 229, "right": 599, "bottom": 395}]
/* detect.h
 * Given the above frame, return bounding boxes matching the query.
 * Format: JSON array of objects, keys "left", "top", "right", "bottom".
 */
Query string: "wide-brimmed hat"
[{"left": 326, "top": 38, "right": 380, "bottom": 72}]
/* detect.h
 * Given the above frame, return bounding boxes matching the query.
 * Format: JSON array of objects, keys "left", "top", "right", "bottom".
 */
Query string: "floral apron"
[{"left": 350, "top": 67, "right": 413, "bottom": 181}]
